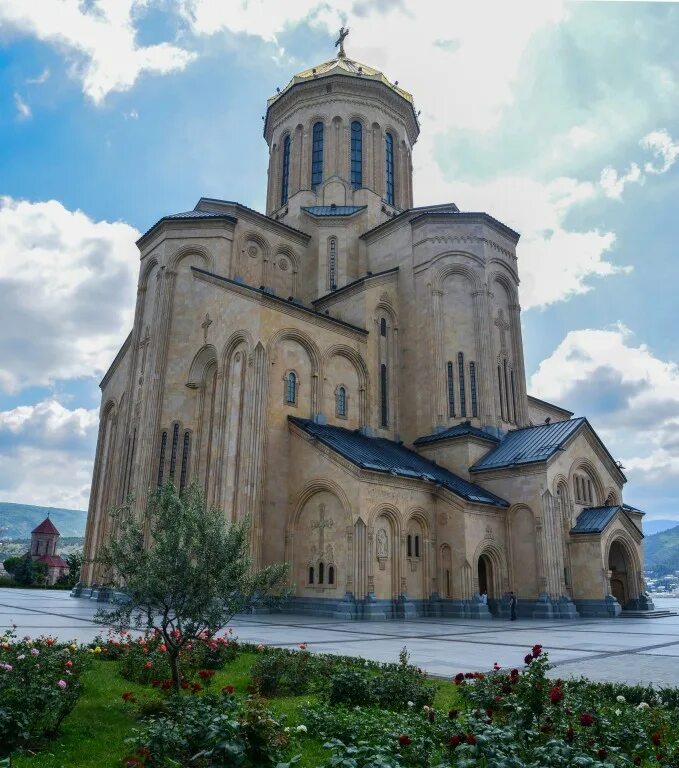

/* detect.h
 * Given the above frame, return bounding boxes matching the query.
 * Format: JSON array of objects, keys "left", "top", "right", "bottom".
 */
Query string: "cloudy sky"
[{"left": 0, "top": 0, "right": 677, "bottom": 519}]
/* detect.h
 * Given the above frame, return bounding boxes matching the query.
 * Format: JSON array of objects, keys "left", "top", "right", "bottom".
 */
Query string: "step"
[{"left": 620, "top": 610, "right": 677, "bottom": 618}]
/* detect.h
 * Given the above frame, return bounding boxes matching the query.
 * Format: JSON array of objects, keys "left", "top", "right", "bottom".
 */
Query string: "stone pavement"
[{"left": 2, "top": 589, "right": 679, "bottom": 686}]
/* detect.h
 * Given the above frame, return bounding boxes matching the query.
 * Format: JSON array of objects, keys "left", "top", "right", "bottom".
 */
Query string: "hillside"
[
  {"left": 0, "top": 502, "right": 87, "bottom": 539},
  {"left": 644, "top": 524, "right": 679, "bottom": 575}
]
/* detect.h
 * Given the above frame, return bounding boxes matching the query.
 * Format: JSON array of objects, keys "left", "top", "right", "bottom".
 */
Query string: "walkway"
[{"left": 2, "top": 589, "right": 679, "bottom": 686}]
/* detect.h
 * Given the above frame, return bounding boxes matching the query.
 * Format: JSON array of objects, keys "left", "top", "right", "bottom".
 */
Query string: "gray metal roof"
[
  {"left": 290, "top": 417, "right": 508, "bottom": 507},
  {"left": 470, "top": 418, "right": 586, "bottom": 472},
  {"left": 137, "top": 210, "right": 236, "bottom": 244},
  {"left": 414, "top": 424, "right": 500, "bottom": 447},
  {"left": 302, "top": 205, "right": 367, "bottom": 217}
]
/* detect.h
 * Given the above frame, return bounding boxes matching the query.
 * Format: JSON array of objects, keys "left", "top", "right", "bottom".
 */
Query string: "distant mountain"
[
  {"left": 644, "top": 524, "right": 679, "bottom": 575},
  {"left": 0, "top": 502, "right": 87, "bottom": 539},
  {"left": 643, "top": 519, "right": 679, "bottom": 536}
]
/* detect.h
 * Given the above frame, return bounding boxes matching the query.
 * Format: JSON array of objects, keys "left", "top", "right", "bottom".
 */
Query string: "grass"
[{"left": 13, "top": 652, "right": 461, "bottom": 768}]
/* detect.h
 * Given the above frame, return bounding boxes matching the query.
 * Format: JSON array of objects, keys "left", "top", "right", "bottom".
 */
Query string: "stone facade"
[{"left": 80, "top": 48, "right": 652, "bottom": 619}]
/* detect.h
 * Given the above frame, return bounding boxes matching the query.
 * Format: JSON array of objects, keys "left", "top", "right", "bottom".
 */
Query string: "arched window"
[
  {"left": 157, "top": 430, "right": 167, "bottom": 487},
  {"left": 380, "top": 317, "right": 387, "bottom": 337},
  {"left": 280, "top": 134, "right": 291, "bottom": 206},
  {"left": 407, "top": 534, "right": 412, "bottom": 557},
  {"left": 311, "top": 121, "right": 324, "bottom": 188},
  {"left": 328, "top": 237, "right": 337, "bottom": 289},
  {"left": 458, "top": 352, "right": 466, "bottom": 417},
  {"left": 470, "top": 361, "right": 478, "bottom": 418},
  {"left": 415, "top": 535, "right": 420, "bottom": 558},
  {"left": 336, "top": 386, "right": 347, "bottom": 418},
  {"left": 380, "top": 363, "right": 388, "bottom": 427},
  {"left": 328, "top": 565, "right": 335, "bottom": 585},
  {"left": 179, "top": 431, "right": 191, "bottom": 493},
  {"left": 385, "top": 132, "right": 395, "bottom": 205},
  {"left": 318, "top": 561, "right": 325, "bottom": 584},
  {"left": 286, "top": 372, "right": 297, "bottom": 405},
  {"left": 446, "top": 361, "right": 455, "bottom": 417},
  {"left": 351, "top": 121, "right": 363, "bottom": 188},
  {"left": 308, "top": 566, "right": 314, "bottom": 585}
]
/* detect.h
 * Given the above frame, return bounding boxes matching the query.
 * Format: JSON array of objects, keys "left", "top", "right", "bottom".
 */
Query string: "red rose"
[
  {"left": 448, "top": 709, "right": 459, "bottom": 719},
  {"left": 144, "top": 661, "right": 153, "bottom": 669},
  {"left": 598, "top": 749, "right": 608, "bottom": 760},
  {"left": 161, "top": 680, "right": 172, "bottom": 691},
  {"left": 579, "top": 713, "right": 594, "bottom": 727},
  {"left": 565, "top": 728, "right": 575, "bottom": 742},
  {"left": 398, "top": 734, "right": 412, "bottom": 746},
  {"left": 454, "top": 673, "right": 464, "bottom": 684},
  {"left": 532, "top": 644, "right": 543, "bottom": 658},
  {"left": 191, "top": 683, "right": 202, "bottom": 693},
  {"left": 467, "top": 734, "right": 477, "bottom": 745},
  {"left": 652, "top": 731, "right": 662, "bottom": 746},
  {"left": 510, "top": 668, "right": 519, "bottom": 677},
  {"left": 449, "top": 734, "right": 461, "bottom": 748},
  {"left": 222, "top": 684, "right": 235, "bottom": 694},
  {"left": 549, "top": 686, "right": 564, "bottom": 705},
  {"left": 524, "top": 654, "right": 533, "bottom": 665},
  {"left": 494, "top": 695, "right": 502, "bottom": 704}
]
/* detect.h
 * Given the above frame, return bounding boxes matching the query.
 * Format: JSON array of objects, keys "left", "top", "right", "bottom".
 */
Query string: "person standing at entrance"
[{"left": 509, "top": 591, "right": 517, "bottom": 621}]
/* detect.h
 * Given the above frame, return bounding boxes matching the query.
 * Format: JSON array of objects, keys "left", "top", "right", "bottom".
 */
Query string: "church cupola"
[{"left": 263, "top": 28, "right": 419, "bottom": 220}]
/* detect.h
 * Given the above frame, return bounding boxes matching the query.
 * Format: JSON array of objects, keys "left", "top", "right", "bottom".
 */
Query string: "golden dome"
[{"left": 267, "top": 56, "right": 414, "bottom": 107}]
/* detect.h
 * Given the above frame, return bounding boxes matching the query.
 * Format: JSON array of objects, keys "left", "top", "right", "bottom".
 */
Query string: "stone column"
[
  {"left": 132, "top": 267, "right": 177, "bottom": 522},
  {"left": 509, "top": 303, "right": 529, "bottom": 425},
  {"left": 364, "top": 125, "right": 374, "bottom": 191},
  {"left": 373, "top": 126, "right": 384, "bottom": 199},
  {"left": 301, "top": 127, "right": 311, "bottom": 189},
  {"left": 472, "top": 286, "right": 497, "bottom": 425},
  {"left": 541, "top": 491, "right": 565, "bottom": 598},
  {"left": 431, "top": 287, "right": 446, "bottom": 428}
]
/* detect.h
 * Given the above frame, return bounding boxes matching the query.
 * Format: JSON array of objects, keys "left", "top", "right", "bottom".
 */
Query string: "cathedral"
[{"left": 79, "top": 32, "right": 653, "bottom": 620}]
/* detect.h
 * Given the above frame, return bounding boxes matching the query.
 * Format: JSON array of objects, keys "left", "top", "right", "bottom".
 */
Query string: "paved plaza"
[{"left": 2, "top": 589, "right": 679, "bottom": 686}]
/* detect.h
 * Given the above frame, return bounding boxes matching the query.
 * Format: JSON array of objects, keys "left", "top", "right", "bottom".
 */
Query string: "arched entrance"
[
  {"left": 609, "top": 539, "right": 633, "bottom": 608},
  {"left": 478, "top": 554, "right": 494, "bottom": 598}
]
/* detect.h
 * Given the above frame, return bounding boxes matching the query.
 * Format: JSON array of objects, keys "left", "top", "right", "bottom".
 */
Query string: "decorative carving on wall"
[
  {"left": 484, "top": 525, "right": 495, "bottom": 540},
  {"left": 376, "top": 527, "right": 388, "bottom": 570},
  {"left": 201, "top": 313, "right": 212, "bottom": 343},
  {"left": 437, "top": 512, "right": 449, "bottom": 527},
  {"left": 247, "top": 243, "right": 259, "bottom": 258}
]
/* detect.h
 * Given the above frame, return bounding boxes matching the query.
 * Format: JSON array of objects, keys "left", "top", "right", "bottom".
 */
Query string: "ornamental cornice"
[{"left": 413, "top": 234, "right": 516, "bottom": 262}]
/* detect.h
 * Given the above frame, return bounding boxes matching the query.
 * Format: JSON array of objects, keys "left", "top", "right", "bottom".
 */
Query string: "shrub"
[
  {"left": 0, "top": 630, "right": 87, "bottom": 757},
  {"left": 328, "top": 667, "right": 373, "bottom": 707},
  {"left": 250, "top": 647, "right": 321, "bottom": 696},
  {"left": 370, "top": 648, "right": 436, "bottom": 712},
  {"left": 127, "top": 689, "right": 291, "bottom": 767}
]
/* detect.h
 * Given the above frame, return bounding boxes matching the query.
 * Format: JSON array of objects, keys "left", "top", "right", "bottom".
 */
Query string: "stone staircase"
[{"left": 620, "top": 609, "right": 677, "bottom": 618}]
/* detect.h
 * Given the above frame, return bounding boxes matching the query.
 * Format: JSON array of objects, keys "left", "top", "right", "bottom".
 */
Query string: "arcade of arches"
[{"left": 80, "top": 34, "right": 653, "bottom": 620}]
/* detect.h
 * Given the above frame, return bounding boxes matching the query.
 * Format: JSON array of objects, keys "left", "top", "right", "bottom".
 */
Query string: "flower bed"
[{"left": 0, "top": 629, "right": 87, "bottom": 757}]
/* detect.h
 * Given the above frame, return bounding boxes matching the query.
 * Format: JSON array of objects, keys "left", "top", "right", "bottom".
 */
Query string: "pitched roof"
[
  {"left": 414, "top": 424, "right": 501, "bottom": 447},
  {"left": 289, "top": 417, "right": 508, "bottom": 507},
  {"left": 36, "top": 554, "right": 68, "bottom": 568},
  {"left": 302, "top": 205, "right": 366, "bottom": 217},
  {"left": 470, "top": 418, "right": 586, "bottom": 473},
  {"left": 32, "top": 517, "right": 60, "bottom": 536},
  {"left": 136, "top": 210, "right": 237, "bottom": 244},
  {"left": 571, "top": 505, "right": 643, "bottom": 536}
]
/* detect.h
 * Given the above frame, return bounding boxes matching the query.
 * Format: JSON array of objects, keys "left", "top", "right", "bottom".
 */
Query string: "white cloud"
[
  {"left": 0, "top": 0, "right": 196, "bottom": 103},
  {"left": 0, "top": 399, "right": 98, "bottom": 508},
  {"left": 26, "top": 67, "right": 50, "bottom": 85},
  {"left": 0, "top": 196, "right": 139, "bottom": 393},
  {"left": 641, "top": 129, "right": 679, "bottom": 175},
  {"left": 530, "top": 326, "right": 679, "bottom": 505},
  {"left": 13, "top": 92, "right": 31, "bottom": 120},
  {"left": 600, "top": 162, "right": 642, "bottom": 200}
]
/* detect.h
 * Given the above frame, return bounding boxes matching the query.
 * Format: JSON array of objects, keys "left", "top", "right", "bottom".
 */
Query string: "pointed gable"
[{"left": 31, "top": 516, "right": 60, "bottom": 536}]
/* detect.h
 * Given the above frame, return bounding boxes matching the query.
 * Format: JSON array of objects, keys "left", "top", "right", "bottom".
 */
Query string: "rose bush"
[{"left": 0, "top": 629, "right": 87, "bottom": 757}]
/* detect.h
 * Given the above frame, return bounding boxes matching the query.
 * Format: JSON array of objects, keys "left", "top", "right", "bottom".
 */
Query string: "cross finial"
[{"left": 335, "top": 26, "right": 349, "bottom": 58}]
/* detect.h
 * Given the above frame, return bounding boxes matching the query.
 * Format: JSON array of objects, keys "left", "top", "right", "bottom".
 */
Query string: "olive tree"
[{"left": 94, "top": 482, "right": 289, "bottom": 691}]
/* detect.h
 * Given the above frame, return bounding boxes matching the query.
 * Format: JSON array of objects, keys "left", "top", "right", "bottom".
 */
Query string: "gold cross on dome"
[{"left": 335, "top": 26, "right": 349, "bottom": 58}]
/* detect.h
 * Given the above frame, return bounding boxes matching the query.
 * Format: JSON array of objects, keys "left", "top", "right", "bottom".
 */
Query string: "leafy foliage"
[
  {"left": 94, "top": 482, "right": 289, "bottom": 691},
  {"left": 0, "top": 629, "right": 87, "bottom": 757}
]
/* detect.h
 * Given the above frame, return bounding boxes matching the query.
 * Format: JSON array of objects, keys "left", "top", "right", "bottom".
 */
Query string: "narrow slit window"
[
  {"left": 385, "top": 132, "right": 395, "bottom": 205},
  {"left": 498, "top": 365, "right": 505, "bottom": 421},
  {"left": 510, "top": 369, "right": 517, "bottom": 424},
  {"left": 336, "top": 386, "right": 347, "bottom": 417},
  {"left": 157, "top": 430, "right": 167, "bottom": 487},
  {"left": 179, "top": 431, "right": 190, "bottom": 492},
  {"left": 351, "top": 121, "right": 362, "bottom": 188},
  {"left": 470, "top": 361, "right": 478, "bottom": 418},
  {"left": 380, "top": 317, "right": 387, "bottom": 337},
  {"left": 503, "top": 359, "right": 511, "bottom": 422},
  {"left": 415, "top": 535, "right": 420, "bottom": 558},
  {"left": 380, "top": 363, "right": 388, "bottom": 427},
  {"left": 447, "top": 361, "right": 455, "bottom": 417},
  {"left": 311, "top": 121, "right": 324, "bottom": 188},
  {"left": 407, "top": 534, "right": 412, "bottom": 557},
  {"left": 328, "top": 565, "right": 335, "bottom": 585},
  {"left": 318, "top": 562, "right": 324, "bottom": 584},
  {"left": 169, "top": 423, "right": 179, "bottom": 483},
  {"left": 308, "top": 566, "right": 314, "bottom": 585},
  {"left": 286, "top": 372, "right": 297, "bottom": 404},
  {"left": 458, "top": 352, "right": 466, "bottom": 417},
  {"left": 328, "top": 237, "right": 337, "bottom": 289},
  {"left": 280, "top": 134, "right": 290, "bottom": 206}
]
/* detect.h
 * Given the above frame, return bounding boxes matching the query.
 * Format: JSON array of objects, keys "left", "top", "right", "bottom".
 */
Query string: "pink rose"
[{"left": 57, "top": 680, "right": 67, "bottom": 689}]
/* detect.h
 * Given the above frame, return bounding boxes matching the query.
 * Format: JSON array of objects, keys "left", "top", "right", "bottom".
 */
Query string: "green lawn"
[{"left": 13, "top": 653, "right": 460, "bottom": 768}]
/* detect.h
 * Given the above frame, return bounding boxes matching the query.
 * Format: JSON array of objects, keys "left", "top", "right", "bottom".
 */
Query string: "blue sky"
[{"left": 0, "top": 0, "right": 678, "bottom": 520}]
